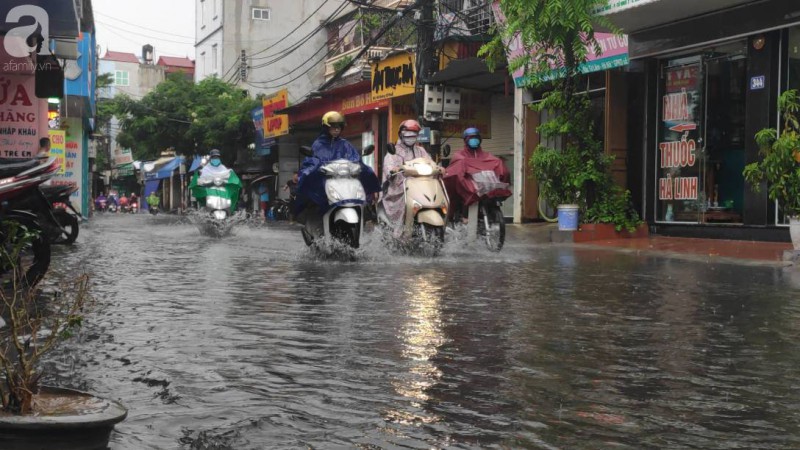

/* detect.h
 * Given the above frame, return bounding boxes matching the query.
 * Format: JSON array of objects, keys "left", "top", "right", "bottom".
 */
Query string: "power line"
[
  {"left": 247, "top": 1, "right": 350, "bottom": 63},
  {"left": 318, "top": 0, "right": 422, "bottom": 92},
  {"left": 245, "top": 15, "right": 362, "bottom": 86},
  {"left": 96, "top": 20, "right": 195, "bottom": 45},
  {"left": 249, "top": 0, "right": 337, "bottom": 58},
  {"left": 283, "top": 22, "right": 418, "bottom": 106},
  {"left": 95, "top": 12, "right": 195, "bottom": 39},
  {"left": 214, "top": 0, "right": 348, "bottom": 87}
]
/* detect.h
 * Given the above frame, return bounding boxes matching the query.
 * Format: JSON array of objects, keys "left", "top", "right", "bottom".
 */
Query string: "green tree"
[
  {"left": 113, "top": 75, "right": 259, "bottom": 163},
  {"left": 94, "top": 73, "right": 116, "bottom": 171},
  {"left": 481, "top": 0, "right": 640, "bottom": 231},
  {"left": 187, "top": 77, "right": 261, "bottom": 164},
  {"left": 114, "top": 73, "right": 195, "bottom": 161}
]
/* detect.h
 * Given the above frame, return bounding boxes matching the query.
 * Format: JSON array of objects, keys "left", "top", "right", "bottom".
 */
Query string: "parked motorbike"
[
  {"left": 40, "top": 184, "right": 80, "bottom": 245},
  {"left": 189, "top": 167, "right": 242, "bottom": 237},
  {"left": 9, "top": 169, "right": 83, "bottom": 249},
  {"left": 0, "top": 158, "right": 60, "bottom": 286},
  {"left": 377, "top": 145, "right": 449, "bottom": 254},
  {"left": 298, "top": 145, "right": 376, "bottom": 251},
  {"left": 268, "top": 198, "right": 292, "bottom": 221}
]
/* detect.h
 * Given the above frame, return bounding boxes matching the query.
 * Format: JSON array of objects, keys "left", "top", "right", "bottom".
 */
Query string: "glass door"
[
  {"left": 657, "top": 57, "right": 705, "bottom": 223},
  {"left": 700, "top": 49, "right": 746, "bottom": 224},
  {"left": 656, "top": 41, "right": 747, "bottom": 224}
]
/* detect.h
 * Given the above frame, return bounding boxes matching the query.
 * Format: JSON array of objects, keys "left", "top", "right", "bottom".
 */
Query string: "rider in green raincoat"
[{"left": 189, "top": 149, "right": 242, "bottom": 213}]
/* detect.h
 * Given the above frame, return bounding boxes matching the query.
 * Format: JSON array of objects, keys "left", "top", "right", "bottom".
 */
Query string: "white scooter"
[
  {"left": 378, "top": 145, "right": 449, "bottom": 254},
  {"left": 191, "top": 168, "right": 243, "bottom": 237},
  {"left": 299, "top": 145, "right": 375, "bottom": 250}
]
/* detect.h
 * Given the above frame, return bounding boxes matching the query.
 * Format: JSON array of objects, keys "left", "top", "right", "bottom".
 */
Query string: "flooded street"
[{"left": 43, "top": 214, "right": 800, "bottom": 449}]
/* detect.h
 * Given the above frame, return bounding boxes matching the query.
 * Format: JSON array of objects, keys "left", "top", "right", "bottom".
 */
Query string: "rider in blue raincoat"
[{"left": 294, "top": 111, "right": 380, "bottom": 218}]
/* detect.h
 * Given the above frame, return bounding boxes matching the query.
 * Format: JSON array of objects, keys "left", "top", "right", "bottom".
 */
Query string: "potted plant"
[
  {"left": 0, "top": 223, "right": 127, "bottom": 449},
  {"left": 743, "top": 89, "right": 800, "bottom": 250},
  {"left": 483, "top": 0, "right": 641, "bottom": 234}
]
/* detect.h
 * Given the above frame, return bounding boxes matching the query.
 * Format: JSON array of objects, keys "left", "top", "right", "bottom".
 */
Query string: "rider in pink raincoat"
[{"left": 381, "top": 120, "right": 443, "bottom": 237}]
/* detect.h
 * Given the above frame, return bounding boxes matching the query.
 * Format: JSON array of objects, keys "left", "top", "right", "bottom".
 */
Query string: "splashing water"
[{"left": 186, "top": 210, "right": 249, "bottom": 238}]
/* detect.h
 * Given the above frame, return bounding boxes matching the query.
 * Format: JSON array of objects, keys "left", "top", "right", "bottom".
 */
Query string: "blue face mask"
[
  {"left": 210, "top": 158, "right": 221, "bottom": 167},
  {"left": 467, "top": 138, "right": 481, "bottom": 149}
]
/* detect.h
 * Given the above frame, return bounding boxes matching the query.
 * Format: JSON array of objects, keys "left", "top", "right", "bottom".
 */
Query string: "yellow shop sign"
[{"left": 370, "top": 52, "right": 415, "bottom": 101}]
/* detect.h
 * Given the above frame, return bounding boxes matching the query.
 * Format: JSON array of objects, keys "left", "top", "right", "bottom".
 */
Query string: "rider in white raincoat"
[{"left": 200, "top": 149, "right": 229, "bottom": 177}]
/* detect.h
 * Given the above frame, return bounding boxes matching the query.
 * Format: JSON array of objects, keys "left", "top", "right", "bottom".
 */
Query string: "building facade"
[
  {"left": 0, "top": 0, "right": 96, "bottom": 216},
  {"left": 601, "top": 0, "right": 798, "bottom": 241},
  {"left": 194, "top": 0, "right": 342, "bottom": 101}
]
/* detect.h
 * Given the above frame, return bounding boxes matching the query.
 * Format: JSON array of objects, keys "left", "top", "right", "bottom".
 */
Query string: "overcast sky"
[{"left": 93, "top": 0, "right": 195, "bottom": 60}]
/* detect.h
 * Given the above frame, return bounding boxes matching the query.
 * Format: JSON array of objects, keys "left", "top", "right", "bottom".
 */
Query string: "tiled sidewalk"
[
  {"left": 582, "top": 236, "right": 793, "bottom": 263},
  {"left": 509, "top": 223, "right": 796, "bottom": 265}
]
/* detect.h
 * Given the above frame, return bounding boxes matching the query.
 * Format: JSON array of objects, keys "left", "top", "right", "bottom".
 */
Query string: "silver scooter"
[{"left": 299, "top": 145, "right": 375, "bottom": 250}]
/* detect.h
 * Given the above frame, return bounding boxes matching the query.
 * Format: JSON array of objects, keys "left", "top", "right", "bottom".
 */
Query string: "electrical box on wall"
[{"left": 423, "top": 85, "right": 461, "bottom": 122}]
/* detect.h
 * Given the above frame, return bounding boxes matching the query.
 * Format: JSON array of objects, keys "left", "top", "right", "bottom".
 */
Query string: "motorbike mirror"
[
  {"left": 362, "top": 144, "right": 375, "bottom": 156},
  {"left": 385, "top": 143, "right": 396, "bottom": 155},
  {"left": 442, "top": 144, "right": 451, "bottom": 158},
  {"left": 299, "top": 146, "right": 313, "bottom": 157}
]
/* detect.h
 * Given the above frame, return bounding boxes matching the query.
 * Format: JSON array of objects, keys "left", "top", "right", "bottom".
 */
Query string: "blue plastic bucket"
[{"left": 557, "top": 204, "right": 579, "bottom": 231}]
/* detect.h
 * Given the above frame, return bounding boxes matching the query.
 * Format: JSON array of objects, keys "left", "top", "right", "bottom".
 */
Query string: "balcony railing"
[
  {"left": 324, "top": 46, "right": 395, "bottom": 80},
  {"left": 372, "top": 0, "right": 414, "bottom": 8}
]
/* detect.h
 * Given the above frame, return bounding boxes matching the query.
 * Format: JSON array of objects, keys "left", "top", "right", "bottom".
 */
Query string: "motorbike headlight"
[
  {"left": 213, "top": 210, "right": 227, "bottom": 220},
  {"left": 213, "top": 177, "right": 224, "bottom": 186},
  {"left": 326, "top": 184, "right": 341, "bottom": 201},
  {"left": 414, "top": 163, "right": 433, "bottom": 176}
]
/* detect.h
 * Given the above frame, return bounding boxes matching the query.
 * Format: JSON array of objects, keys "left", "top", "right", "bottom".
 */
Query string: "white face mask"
[{"left": 401, "top": 132, "right": 418, "bottom": 147}]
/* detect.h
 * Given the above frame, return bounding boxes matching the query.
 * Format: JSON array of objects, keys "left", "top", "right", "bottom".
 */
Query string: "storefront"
[
  {"left": 603, "top": 0, "right": 800, "bottom": 240},
  {"left": 283, "top": 79, "right": 390, "bottom": 200}
]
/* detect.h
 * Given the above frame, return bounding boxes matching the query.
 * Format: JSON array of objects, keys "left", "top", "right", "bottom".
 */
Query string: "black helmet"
[{"left": 209, "top": 149, "right": 221, "bottom": 158}]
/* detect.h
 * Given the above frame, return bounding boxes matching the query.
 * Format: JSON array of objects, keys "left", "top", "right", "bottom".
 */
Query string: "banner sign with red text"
[
  {"left": 263, "top": 89, "right": 289, "bottom": 138},
  {"left": 658, "top": 64, "right": 702, "bottom": 222},
  {"left": 0, "top": 74, "right": 47, "bottom": 158}
]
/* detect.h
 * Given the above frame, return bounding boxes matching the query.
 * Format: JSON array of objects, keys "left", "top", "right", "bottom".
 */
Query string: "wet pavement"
[{"left": 41, "top": 214, "right": 800, "bottom": 449}]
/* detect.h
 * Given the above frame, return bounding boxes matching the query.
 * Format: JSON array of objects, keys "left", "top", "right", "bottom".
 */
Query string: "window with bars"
[{"left": 113, "top": 70, "right": 129, "bottom": 86}]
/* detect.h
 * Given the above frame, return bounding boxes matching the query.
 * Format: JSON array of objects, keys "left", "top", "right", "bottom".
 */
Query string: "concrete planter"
[
  {"left": 0, "top": 387, "right": 127, "bottom": 450},
  {"left": 573, "top": 223, "right": 649, "bottom": 243},
  {"left": 790, "top": 217, "right": 800, "bottom": 250}
]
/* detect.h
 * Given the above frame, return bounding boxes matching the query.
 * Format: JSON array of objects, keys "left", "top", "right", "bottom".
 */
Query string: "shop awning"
[
  {"left": 144, "top": 156, "right": 184, "bottom": 181},
  {"left": 597, "top": 0, "right": 759, "bottom": 34},
  {"left": 188, "top": 156, "right": 203, "bottom": 173},
  {"left": 428, "top": 58, "right": 510, "bottom": 93},
  {"left": 491, "top": 2, "right": 628, "bottom": 87},
  {"left": 280, "top": 80, "right": 389, "bottom": 126},
  {"left": 144, "top": 180, "right": 161, "bottom": 197}
]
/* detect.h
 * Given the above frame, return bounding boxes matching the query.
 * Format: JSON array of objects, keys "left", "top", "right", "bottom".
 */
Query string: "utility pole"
[{"left": 414, "top": 0, "right": 435, "bottom": 121}]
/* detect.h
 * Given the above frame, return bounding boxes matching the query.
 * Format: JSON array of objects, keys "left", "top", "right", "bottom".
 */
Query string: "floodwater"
[{"left": 41, "top": 214, "right": 800, "bottom": 449}]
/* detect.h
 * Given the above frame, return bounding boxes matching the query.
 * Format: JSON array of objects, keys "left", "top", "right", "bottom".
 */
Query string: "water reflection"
[
  {"left": 39, "top": 215, "right": 800, "bottom": 449},
  {"left": 387, "top": 273, "right": 446, "bottom": 425}
]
